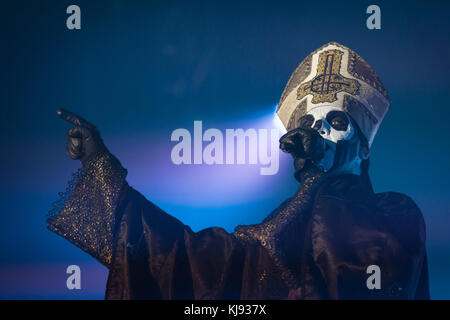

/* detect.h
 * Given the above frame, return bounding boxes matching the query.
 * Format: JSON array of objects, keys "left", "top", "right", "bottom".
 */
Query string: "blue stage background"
[{"left": 1, "top": 0, "right": 449, "bottom": 299}]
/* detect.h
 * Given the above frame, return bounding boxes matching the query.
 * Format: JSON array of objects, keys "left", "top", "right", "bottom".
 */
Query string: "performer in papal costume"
[{"left": 48, "top": 42, "right": 429, "bottom": 299}]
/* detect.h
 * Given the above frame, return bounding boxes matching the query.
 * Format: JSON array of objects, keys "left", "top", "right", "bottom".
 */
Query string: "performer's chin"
[{"left": 293, "top": 158, "right": 323, "bottom": 182}]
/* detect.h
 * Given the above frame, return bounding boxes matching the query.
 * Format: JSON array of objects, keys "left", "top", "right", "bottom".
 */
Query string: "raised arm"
[
  {"left": 47, "top": 110, "right": 252, "bottom": 300},
  {"left": 47, "top": 109, "right": 127, "bottom": 266}
]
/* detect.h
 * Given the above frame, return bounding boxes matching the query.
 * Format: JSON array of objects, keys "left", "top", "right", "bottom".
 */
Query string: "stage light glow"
[
  {"left": 273, "top": 105, "right": 287, "bottom": 134},
  {"left": 112, "top": 105, "right": 295, "bottom": 231}
]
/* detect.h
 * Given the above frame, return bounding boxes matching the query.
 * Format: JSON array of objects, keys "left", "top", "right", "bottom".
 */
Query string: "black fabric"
[{"left": 104, "top": 174, "right": 429, "bottom": 300}]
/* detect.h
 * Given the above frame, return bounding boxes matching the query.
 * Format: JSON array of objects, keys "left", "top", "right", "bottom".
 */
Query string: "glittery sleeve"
[{"left": 47, "top": 152, "right": 128, "bottom": 267}]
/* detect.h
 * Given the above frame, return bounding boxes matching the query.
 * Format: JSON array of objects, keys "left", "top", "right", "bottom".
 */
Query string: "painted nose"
[{"left": 313, "top": 120, "right": 327, "bottom": 135}]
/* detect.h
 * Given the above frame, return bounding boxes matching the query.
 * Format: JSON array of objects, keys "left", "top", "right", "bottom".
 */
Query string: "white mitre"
[{"left": 276, "top": 42, "right": 391, "bottom": 146}]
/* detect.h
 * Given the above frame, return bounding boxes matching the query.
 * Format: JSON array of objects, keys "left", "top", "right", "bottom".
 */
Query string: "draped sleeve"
[
  {"left": 46, "top": 153, "right": 267, "bottom": 299},
  {"left": 104, "top": 187, "right": 260, "bottom": 299},
  {"left": 47, "top": 152, "right": 127, "bottom": 267}
]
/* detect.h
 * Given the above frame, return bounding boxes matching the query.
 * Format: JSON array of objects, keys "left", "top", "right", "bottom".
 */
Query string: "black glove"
[
  {"left": 279, "top": 127, "right": 325, "bottom": 161},
  {"left": 57, "top": 108, "right": 108, "bottom": 166},
  {"left": 279, "top": 127, "right": 326, "bottom": 182}
]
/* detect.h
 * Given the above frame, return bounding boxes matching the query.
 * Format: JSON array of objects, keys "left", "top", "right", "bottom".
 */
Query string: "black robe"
[{"left": 47, "top": 153, "right": 429, "bottom": 299}]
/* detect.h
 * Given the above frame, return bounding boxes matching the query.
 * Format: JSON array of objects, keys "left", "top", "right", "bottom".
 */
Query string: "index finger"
[{"left": 56, "top": 108, "right": 94, "bottom": 128}]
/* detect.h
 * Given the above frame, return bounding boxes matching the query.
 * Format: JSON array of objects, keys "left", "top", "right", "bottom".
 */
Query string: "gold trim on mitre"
[{"left": 276, "top": 42, "right": 391, "bottom": 146}]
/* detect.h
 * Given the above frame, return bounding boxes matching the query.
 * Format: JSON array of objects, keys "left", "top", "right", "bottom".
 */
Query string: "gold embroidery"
[
  {"left": 47, "top": 152, "right": 127, "bottom": 267},
  {"left": 297, "top": 49, "right": 360, "bottom": 104},
  {"left": 234, "top": 172, "right": 326, "bottom": 290}
]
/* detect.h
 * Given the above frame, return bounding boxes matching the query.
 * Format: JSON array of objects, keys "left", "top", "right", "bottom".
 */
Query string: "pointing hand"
[{"left": 57, "top": 108, "right": 108, "bottom": 165}]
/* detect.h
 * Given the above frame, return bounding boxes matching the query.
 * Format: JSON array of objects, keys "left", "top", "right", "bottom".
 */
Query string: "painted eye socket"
[
  {"left": 298, "top": 114, "right": 314, "bottom": 129},
  {"left": 326, "top": 111, "right": 349, "bottom": 131}
]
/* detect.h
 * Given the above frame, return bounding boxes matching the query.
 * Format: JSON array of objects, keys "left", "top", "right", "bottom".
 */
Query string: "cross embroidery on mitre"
[{"left": 297, "top": 49, "right": 360, "bottom": 104}]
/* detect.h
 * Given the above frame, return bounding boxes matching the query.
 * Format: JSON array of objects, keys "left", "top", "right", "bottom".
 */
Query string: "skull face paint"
[
  {"left": 303, "top": 106, "right": 354, "bottom": 143},
  {"left": 298, "top": 106, "right": 360, "bottom": 173}
]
